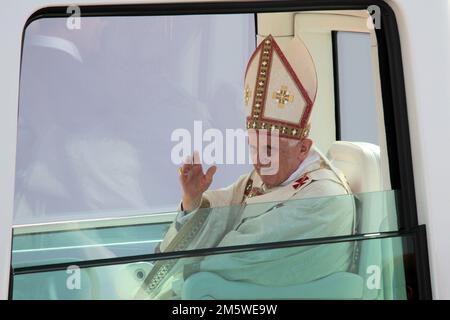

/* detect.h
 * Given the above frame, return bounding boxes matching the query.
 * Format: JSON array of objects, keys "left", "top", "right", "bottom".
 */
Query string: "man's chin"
[{"left": 258, "top": 174, "right": 279, "bottom": 188}]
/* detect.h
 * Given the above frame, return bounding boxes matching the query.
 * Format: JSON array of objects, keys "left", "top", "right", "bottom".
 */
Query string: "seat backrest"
[
  {"left": 327, "top": 141, "right": 388, "bottom": 299},
  {"left": 327, "top": 141, "right": 386, "bottom": 234},
  {"left": 326, "top": 141, "right": 381, "bottom": 194}
]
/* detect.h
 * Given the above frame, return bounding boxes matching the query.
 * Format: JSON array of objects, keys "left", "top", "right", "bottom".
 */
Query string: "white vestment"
[{"left": 137, "top": 148, "right": 356, "bottom": 299}]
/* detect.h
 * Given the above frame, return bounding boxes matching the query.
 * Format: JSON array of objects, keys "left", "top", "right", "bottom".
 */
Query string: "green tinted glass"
[
  {"left": 12, "top": 233, "right": 413, "bottom": 300},
  {"left": 12, "top": 190, "right": 399, "bottom": 270}
]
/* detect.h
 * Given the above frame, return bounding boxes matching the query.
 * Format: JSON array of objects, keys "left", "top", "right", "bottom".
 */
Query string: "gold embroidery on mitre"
[
  {"left": 244, "top": 85, "right": 251, "bottom": 106},
  {"left": 246, "top": 119, "right": 310, "bottom": 139},
  {"left": 272, "top": 85, "right": 294, "bottom": 108},
  {"left": 250, "top": 36, "right": 272, "bottom": 120}
]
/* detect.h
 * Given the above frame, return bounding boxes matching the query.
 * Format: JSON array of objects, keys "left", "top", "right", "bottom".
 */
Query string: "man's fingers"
[
  {"left": 205, "top": 165, "right": 217, "bottom": 182},
  {"left": 193, "top": 150, "right": 201, "bottom": 165},
  {"left": 180, "top": 162, "right": 203, "bottom": 182},
  {"left": 183, "top": 154, "right": 193, "bottom": 165},
  {"left": 191, "top": 151, "right": 204, "bottom": 176},
  {"left": 180, "top": 163, "right": 191, "bottom": 177}
]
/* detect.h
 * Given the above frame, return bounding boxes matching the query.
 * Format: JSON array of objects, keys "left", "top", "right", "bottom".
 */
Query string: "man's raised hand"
[{"left": 179, "top": 151, "right": 217, "bottom": 212}]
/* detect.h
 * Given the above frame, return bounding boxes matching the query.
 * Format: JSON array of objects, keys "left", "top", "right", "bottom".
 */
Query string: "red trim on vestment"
[{"left": 293, "top": 175, "right": 310, "bottom": 189}]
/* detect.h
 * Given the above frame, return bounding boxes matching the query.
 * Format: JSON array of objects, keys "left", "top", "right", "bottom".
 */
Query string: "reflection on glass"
[
  {"left": 12, "top": 235, "right": 410, "bottom": 300},
  {"left": 12, "top": 222, "right": 170, "bottom": 269}
]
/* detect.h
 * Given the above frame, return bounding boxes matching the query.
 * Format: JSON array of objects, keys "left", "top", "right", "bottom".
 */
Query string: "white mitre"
[{"left": 244, "top": 34, "right": 318, "bottom": 140}]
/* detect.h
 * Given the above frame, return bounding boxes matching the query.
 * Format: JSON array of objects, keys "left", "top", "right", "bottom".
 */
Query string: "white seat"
[
  {"left": 327, "top": 141, "right": 404, "bottom": 299},
  {"left": 328, "top": 141, "right": 383, "bottom": 299},
  {"left": 327, "top": 141, "right": 391, "bottom": 235},
  {"left": 326, "top": 141, "right": 382, "bottom": 194}
]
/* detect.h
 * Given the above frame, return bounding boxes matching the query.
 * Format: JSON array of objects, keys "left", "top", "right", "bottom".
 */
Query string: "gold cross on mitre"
[
  {"left": 272, "top": 85, "right": 294, "bottom": 108},
  {"left": 244, "top": 85, "right": 251, "bottom": 106}
]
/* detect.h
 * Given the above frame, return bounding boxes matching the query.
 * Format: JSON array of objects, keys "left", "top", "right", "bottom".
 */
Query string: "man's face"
[{"left": 248, "top": 130, "right": 312, "bottom": 188}]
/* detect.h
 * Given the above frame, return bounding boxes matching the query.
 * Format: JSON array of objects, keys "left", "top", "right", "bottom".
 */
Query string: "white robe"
[{"left": 137, "top": 148, "right": 356, "bottom": 299}]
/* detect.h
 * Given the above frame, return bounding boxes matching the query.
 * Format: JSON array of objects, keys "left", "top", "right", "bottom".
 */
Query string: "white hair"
[{"left": 283, "top": 138, "right": 301, "bottom": 148}]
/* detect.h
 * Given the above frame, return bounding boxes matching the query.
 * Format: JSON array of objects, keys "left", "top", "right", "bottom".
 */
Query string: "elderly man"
[{"left": 138, "top": 35, "right": 356, "bottom": 299}]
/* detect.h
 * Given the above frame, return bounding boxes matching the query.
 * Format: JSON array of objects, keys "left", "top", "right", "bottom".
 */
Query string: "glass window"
[
  {"left": 335, "top": 31, "right": 379, "bottom": 144},
  {"left": 12, "top": 234, "right": 414, "bottom": 300},
  {"left": 15, "top": 14, "right": 255, "bottom": 225},
  {"left": 11, "top": 190, "right": 399, "bottom": 269}
]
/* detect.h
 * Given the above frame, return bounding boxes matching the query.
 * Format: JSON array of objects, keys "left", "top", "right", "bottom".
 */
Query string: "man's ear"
[{"left": 299, "top": 138, "right": 313, "bottom": 157}]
